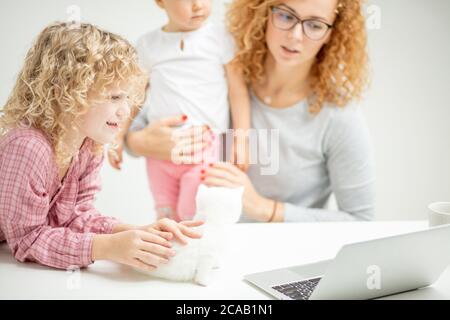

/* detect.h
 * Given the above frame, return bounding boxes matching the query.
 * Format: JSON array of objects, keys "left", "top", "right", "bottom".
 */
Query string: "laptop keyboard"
[{"left": 272, "top": 277, "right": 322, "bottom": 300}]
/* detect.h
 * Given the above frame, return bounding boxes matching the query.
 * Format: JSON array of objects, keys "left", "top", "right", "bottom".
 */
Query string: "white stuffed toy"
[{"left": 135, "top": 184, "right": 244, "bottom": 286}]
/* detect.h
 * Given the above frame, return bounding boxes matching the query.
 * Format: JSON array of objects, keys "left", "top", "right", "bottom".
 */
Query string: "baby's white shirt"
[{"left": 135, "top": 22, "right": 236, "bottom": 133}]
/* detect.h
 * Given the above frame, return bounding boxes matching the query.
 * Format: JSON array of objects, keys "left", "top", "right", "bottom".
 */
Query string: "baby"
[{"left": 111, "top": 0, "right": 251, "bottom": 222}]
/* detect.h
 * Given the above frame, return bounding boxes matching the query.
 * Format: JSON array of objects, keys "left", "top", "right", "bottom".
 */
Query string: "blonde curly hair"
[
  {"left": 0, "top": 22, "right": 147, "bottom": 167},
  {"left": 227, "top": 0, "right": 369, "bottom": 113}
]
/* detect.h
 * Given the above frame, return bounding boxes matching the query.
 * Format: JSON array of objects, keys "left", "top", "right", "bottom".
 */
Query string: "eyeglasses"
[{"left": 270, "top": 6, "right": 333, "bottom": 41}]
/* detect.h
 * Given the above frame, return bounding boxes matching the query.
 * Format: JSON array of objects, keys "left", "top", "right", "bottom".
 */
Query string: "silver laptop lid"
[{"left": 310, "top": 224, "right": 450, "bottom": 300}]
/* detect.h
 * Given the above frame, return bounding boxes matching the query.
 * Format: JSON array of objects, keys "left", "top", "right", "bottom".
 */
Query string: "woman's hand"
[
  {"left": 92, "top": 230, "right": 176, "bottom": 272},
  {"left": 126, "top": 114, "right": 211, "bottom": 163},
  {"left": 201, "top": 162, "right": 277, "bottom": 221}
]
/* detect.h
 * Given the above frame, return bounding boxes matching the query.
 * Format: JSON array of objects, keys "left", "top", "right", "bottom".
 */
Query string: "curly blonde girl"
[
  {"left": 226, "top": 0, "right": 369, "bottom": 113},
  {"left": 0, "top": 22, "right": 147, "bottom": 167}
]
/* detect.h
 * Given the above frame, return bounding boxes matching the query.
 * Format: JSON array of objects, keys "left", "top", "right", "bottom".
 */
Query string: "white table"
[{"left": 1, "top": 221, "right": 449, "bottom": 300}]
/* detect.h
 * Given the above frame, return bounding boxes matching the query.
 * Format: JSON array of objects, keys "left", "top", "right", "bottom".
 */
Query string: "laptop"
[{"left": 244, "top": 224, "right": 450, "bottom": 300}]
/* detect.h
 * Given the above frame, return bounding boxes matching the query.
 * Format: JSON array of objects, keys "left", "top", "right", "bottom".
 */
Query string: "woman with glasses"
[
  {"left": 125, "top": 0, "right": 375, "bottom": 223},
  {"left": 200, "top": 0, "right": 375, "bottom": 222}
]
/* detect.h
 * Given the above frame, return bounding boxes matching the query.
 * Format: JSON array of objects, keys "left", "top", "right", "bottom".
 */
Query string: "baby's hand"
[{"left": 107, "top": 141, "right": 124, "bottom": 170}]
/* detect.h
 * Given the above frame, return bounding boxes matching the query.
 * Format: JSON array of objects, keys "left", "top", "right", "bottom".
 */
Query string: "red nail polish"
[
  {"left": 200, "top": 169, "right": 205, "bottom": 174},
  {"left": 182, "top": 115, "right": 188, "bottom": 121}
]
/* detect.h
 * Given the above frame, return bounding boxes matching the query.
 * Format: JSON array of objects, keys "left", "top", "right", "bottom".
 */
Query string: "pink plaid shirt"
[{"left": 0, "top": 128, "right": 120, "bottom": 269}]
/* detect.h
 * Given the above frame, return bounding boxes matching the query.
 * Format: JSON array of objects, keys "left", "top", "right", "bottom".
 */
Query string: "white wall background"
[{"left": 0, "top": 0, "right": 449, "bottom": 224}]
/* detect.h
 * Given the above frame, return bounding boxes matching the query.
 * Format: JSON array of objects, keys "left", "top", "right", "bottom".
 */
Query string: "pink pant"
[{"left": 145, "top": 135, "right": 219, "bottom": 222}]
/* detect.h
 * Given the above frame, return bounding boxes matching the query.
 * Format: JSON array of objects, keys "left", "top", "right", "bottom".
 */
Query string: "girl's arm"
[
  {"left": 0, "top": 137, "right": 176, "bottom": 270},
  {"left": 71, "top": 142, "right": 206, "bottom": 242},
  {"left": 0, "top": 138, "right": 96, "bottom": 269}
]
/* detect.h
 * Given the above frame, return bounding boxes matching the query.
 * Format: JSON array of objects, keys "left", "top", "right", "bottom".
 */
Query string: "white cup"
[{"left": 428, "top": 202, "right": 450, "bottom": 227}]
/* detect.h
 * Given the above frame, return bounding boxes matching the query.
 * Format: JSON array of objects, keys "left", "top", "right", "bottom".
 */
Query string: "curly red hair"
[{"left": 227, "top": 0, "right": 369, "bottom": 113}]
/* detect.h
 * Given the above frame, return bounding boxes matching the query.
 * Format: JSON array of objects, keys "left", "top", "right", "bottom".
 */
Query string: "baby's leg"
[
  {"left": 177, "top": 165, "right": 203, "bottom": 221},
  {"left": 146, "top": 158, "right": 183, "bottom": 221}
]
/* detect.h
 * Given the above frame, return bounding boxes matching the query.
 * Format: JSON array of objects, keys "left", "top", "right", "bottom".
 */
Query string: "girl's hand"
[
  {"left": 140, "top": 218, "right": 204, "bottom": 245},
  {"left": 92, "top": 230, "right": 176, "bottom": 272},
  {"left": 126, "top": 114, "right": 211, "bottom": 163},
  {"left": 201, "top": 162, "right": 274, "bottom": 221}
]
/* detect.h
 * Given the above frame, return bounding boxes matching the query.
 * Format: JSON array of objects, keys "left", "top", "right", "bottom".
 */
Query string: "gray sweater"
[
  {"left": 244, "top": 93, "right": 375, "bottom": 222},
  {"left": 127, "top": 92, "right": 375, "bottom": 222}
]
